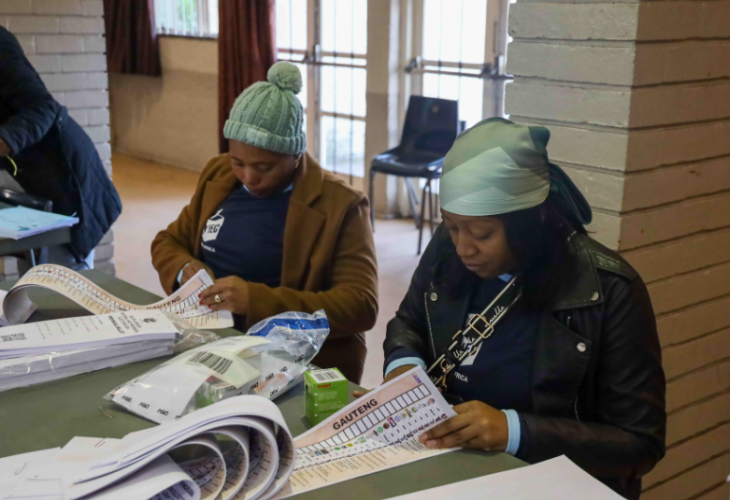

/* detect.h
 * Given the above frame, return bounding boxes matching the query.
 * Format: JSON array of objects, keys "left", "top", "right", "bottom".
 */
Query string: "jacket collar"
[
  {"left": 194, "top": 153, "right": 327, "bottom": 264},
  {"left": 291, "top": 153, "right": 324, "bottom": 207},
  {"left": 550, "top": 234, "right": 604, "bottom": 311}
]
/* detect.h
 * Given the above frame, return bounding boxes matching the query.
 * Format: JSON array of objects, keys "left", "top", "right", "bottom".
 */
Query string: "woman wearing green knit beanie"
[{"left": 152, "top": 62, "right": 378, "bottom": 383}]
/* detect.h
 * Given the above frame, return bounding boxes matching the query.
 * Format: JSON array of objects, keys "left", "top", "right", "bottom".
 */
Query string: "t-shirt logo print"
[{"left": 203, "top": 209, "right": 224, "bottom": 242}]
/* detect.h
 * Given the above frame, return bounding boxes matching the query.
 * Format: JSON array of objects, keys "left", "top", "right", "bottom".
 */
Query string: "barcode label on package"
[
  {"left": 1, "top": 333, "right": 26, "bottom": 342},
  {"left": 311, "top": 369, "right": 344, "bottom": 383},
  {"left": 187, "top": 351, "right": 232, "bottom": 375}
]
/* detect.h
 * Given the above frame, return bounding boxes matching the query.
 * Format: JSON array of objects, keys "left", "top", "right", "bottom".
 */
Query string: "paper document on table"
[
  {"left": 384, "top": 455, "right": 626, "bottom": 499},
  {"left": 274, "top": 367, "right": 457, "bottom": 499},
  {"left": 3, "top": 396, "right": 296, "bottom": 500},
  {"left": 0, "top": 340, "right": 172, "bottom": 393},
  {"left": 0, "top": 288, "right": 34, "bottom": 327},
  {"left": 1, "top": 437, "right": 200, "bottom": 500},
  {"left": 0, "top": 310, "right": 179, "bottom": 359},
  {"left": 2, "top": 264, "right": 233, "bottom": 329},
  {"left": 0, "top": 206, "right": 78, "bottom": 239}
]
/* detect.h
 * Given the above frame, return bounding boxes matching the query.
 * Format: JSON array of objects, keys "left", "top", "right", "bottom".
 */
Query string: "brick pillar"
[
  {"left": 0, "top": 0, "right": 115, "bottom": 278},
  {"left": 507, "top": 2, "right": 730, "bottom": 499}
]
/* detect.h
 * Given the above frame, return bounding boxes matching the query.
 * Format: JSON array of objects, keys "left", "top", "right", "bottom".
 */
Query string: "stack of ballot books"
[
  {"left": 0, "top": 396, "right": 296, "bottom": 500},
  {"left": 0, "top": 310, "right": 179, "bottom": 392},
  {"left": 0, "top": 206, "right": 78, "bottom": 239}
]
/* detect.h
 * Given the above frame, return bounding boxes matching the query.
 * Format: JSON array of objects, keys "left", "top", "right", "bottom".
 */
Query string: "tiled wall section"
[{"left": 0, "top": 0, "right": 114, "bottom": 278}]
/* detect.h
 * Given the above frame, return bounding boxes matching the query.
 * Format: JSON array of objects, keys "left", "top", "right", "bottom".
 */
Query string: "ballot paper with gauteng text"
[{"left": 274, "top": 367, "right": 457, "bottom": 499}]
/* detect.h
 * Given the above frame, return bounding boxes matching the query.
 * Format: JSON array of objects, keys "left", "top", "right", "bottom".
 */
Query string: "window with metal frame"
[
  {"left": 154, "top": 0, "right": 219, "bottom": 38},
  {"left": 405, "top": 0, "right": 511, "bottom": 128},
  {"left": 277, "top": 0, "right": 368, "bottom": 185}
]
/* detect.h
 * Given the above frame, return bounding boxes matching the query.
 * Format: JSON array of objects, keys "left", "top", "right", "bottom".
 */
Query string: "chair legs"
[{"left": 404, "top": 178, "right": 421, "bottom": 230}]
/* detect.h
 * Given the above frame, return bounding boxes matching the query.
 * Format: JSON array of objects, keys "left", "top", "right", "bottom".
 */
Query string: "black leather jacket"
[{"left": 384, "top": 225, "right": 666, "bottom": 500}]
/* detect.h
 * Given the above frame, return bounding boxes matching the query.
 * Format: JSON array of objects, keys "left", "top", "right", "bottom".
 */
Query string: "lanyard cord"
[{"left": 6, "top": 156, "right": 18, "bottom": 176}]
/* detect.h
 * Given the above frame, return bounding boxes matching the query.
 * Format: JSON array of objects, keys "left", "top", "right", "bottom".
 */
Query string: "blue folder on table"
[{"left": 0, "top": 206, "right": 78, "bottom": 240}]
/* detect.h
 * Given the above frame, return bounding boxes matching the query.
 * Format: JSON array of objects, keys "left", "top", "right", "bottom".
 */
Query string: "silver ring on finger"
[{"left": 214, "top": 294, "right": 222, "bottom": 303}]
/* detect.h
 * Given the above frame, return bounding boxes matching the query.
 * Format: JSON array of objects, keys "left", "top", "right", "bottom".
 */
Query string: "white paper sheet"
[
  {"left": 0, "top": 310, "right": 179, "bottom": 359},
  {"left": 4, "top": 397, "right": 294, "bottom": 500},
  {"left": 0, "top": 206, "right": 78, "bottom": 240},
  {"left": 2, "top": 438, "right": 200, "bottom": 500},
  {"left": 2, "top": 265, "right": 233, "bottom": 329},
  {"left": 274, "top": 367, "right": 457, "bottom": 499},
  {"left": 384, "top": 455, "right": 626, "bottom": 500}
]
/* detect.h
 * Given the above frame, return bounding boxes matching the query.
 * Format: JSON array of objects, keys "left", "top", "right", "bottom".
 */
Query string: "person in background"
[
  {"left": 0, "top": 27, "right": 122, "bottom": 271},
  {"left": 372, "top": 118, "right": 665, "bottom": 499},
  {"left": 152, "top": 62, "right": 378, "bottom": 383}
]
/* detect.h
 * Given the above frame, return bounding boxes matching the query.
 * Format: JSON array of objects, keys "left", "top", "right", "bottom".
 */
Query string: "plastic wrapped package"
[
  {"left": 106, "top": 310, "right": 330, "bottom": 423},
  {"left": 0, "top": 312, "right": 219, "bottom": 393}
]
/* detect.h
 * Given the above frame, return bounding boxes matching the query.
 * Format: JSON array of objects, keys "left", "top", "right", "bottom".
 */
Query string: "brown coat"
[{"left": 151, "top": 153, "right": 378, "bottom": 382}]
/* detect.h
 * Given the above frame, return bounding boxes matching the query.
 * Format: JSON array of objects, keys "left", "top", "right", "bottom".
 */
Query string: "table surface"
[{"left": 0, "top": 271, "right": 525, "bottom": 499}]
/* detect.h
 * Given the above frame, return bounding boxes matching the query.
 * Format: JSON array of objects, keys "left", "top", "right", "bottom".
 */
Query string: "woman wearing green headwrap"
[{"left": 378, "top": 118, "right": 665, "bottom": 499}]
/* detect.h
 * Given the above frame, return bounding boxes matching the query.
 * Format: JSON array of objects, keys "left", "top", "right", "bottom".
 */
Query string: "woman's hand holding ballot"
[
  {"left": 419, "top": 400, "right": 509, "bottom": 451},
  {"left": 200, "top": 275, "right": 250, "bottom": 315}
]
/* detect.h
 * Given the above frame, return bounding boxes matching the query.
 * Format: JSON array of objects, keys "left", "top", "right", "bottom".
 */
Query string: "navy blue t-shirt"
[
  {"left": 448, "top": 278, "right": 540, "bottom": 412},
  {"left": 200, "top": 185, "right": 290, "bottom": 287},
  {"left": 386, "top": 277, "right": 539, "bottom": 413}
]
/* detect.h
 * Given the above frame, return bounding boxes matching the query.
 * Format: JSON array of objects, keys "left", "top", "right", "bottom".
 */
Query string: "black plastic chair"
[
  {"left": 0, "top": 188, "right": 53, "bottom": 267},
  {"left": 369, "top": 95, "right": 459, "bottom": 254}
]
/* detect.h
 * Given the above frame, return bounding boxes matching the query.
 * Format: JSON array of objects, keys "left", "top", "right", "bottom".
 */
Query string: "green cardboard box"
[{"left": 305, "top": 368, "right": 348, "bottom": 426}]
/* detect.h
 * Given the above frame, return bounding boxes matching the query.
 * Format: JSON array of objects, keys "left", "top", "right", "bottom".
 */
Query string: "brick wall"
[
  {"left": 507, "top": 2, "right": 730, "bottom": 499},
  {"left": 0, "top": 0, "right": 114, "bottom": 278}
]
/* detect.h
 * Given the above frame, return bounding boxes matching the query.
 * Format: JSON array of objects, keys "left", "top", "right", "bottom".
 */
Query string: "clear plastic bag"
[{"left": 106, "top": 310, "right": 329, "bottom": 423}]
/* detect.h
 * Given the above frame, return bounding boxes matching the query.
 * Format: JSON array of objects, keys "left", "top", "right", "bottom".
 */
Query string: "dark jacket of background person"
[
  {"left": 151, "top": 153, "right": 379, "bottom": 383},
  {"left": 0, "top": 27, "right": 122, "bottom": 260},
  {"left": 385, "top": 224, "right": 666, "bottom": 500}
]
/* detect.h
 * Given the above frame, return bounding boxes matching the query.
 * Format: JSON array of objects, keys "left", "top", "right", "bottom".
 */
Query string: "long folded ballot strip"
[
  {"left": 2, "top": 395, "right": 295, "bottom": 500},
  {"left": 2, "top": 264, "right": 233, "bottom": 329}
]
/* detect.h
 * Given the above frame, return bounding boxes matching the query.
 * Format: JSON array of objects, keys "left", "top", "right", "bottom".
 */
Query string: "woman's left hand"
[
  {"left": 199, "top": 276, "right": 250, "bottom": 315},
  {"left": 418, "top": 400, "right": 509, "bottom": 451}
]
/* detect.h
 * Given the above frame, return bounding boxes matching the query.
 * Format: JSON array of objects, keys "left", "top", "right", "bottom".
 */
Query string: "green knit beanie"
[{"left": 223, "top": 61, "right": 306, "bottom": 156}]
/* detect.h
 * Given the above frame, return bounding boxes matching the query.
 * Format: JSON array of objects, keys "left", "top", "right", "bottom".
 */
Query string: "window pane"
[
  {"left": 276, "top": 0, "right": 307, "bottom": 51},
  {"left": 423, "top": 0, "right": 486, "bottom": 64},
  {"left": 320, "top": 66, "right": 366, "bottom": 118},
  {"left": 208, "top": 0, "right": 219, "bottom": 35},
  {"left": 320, "top": 116, "right": 365, "bottom": 178},
  {"left": 321, "top": 0, "right": 367, "bottom": 55},
  {"left": 422, "top": 74, "right": 483, "bottom": 127}
]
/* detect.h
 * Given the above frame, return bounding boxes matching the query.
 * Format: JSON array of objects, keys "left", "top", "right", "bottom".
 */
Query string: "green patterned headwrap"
[{"left": 440, "top": 118, "right": 592, "bottom": 226}]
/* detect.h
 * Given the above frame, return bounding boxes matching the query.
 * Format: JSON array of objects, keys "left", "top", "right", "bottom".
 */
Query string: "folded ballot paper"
[
  {"left": 0, "top": 310, "right": 183, "bottom": 392},
  {"left": 1, "top": 264, "right": 233, "bottom": 329},
  {"left": 0, "top": 396, "right": 295, "bottom": 500}
]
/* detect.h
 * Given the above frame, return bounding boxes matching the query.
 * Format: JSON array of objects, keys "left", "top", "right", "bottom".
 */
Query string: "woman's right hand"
[
  {"left": 181, "top": 260, "right": 212, "bottom": 285},
  {"left": 352, "top": 364, "right": 417, "bottom": 398}
]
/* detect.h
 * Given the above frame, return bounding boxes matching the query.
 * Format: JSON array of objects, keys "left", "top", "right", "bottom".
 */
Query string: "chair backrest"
[
  {"left": 400, "top": 95, "right": 459, "bottom": 156},
  {"left": 0, "top": 188, "right": 53, "bottom": 212}
]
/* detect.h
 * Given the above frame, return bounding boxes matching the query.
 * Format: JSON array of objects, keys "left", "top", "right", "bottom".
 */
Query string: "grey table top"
[{"left": 0, "top": 271, "right": 525, "bottom": 499}]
